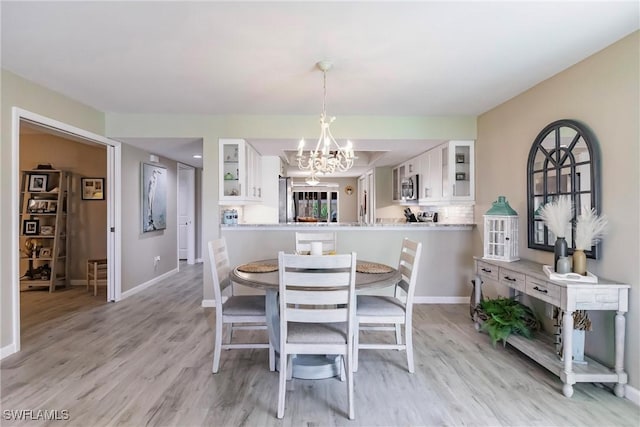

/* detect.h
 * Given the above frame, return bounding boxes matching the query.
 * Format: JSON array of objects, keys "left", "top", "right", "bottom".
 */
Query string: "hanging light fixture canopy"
[{"left": 297, "top": 61, "right": 355, "bottom": 185}]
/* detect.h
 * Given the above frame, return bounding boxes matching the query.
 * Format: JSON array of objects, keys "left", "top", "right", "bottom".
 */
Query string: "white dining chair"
[
  {"left": 276, "top": 251, "right": 357, "bottom": 420},
  {"left": 294, "top": 232, "right": 337, "bottom": 254},
  {"left": 208, "top": 238, "right": 274, "bottom": 374},
  {"left": 353, "top": 238, "right": 422, "bottom": 373}
]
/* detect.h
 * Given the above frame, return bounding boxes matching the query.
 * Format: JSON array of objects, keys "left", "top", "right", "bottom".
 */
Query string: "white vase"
[{"left": 571, "top": 329, "right": 587, "bottom": 365}]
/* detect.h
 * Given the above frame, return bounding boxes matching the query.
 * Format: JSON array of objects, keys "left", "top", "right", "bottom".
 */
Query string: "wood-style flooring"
[{"left": 2, "top": 263, "right": 638, "bottom": 426}]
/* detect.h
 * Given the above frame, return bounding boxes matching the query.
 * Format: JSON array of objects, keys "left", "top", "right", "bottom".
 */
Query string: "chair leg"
[
  {"left": 93, "top": 262, "right": 98, "bottom": 296},
  {"left": 286, "top": 355, "right": 293, "bottom": 380},
  {"left": 268, "top": 343, "right": 275, "bottom": 372},
  {"left": 347, "top": 344, "right": 354, "bottom": 420},
  {"left": 277, "top": 351, "right": 287, "bottom": 418},
  {"left": 212, "top": 318, "right": 223, "bottom": 374},
  {"left": 405, "top": 318, "right": 414, "bottom": 373},
  {"left": 395, "top": 323, "right": 402, "bottom": 347},
  {"left": 353, "top": 320, "right": 360, "bottom": 372},
  {"left": 228, "top": 323, "right": 233, "bottom": 345}
]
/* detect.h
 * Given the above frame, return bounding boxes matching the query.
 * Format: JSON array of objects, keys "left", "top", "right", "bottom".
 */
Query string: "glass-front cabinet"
[
  {"left": 219, "top": 138, "right": 262, "bottom": 204},
  {"left": 443, "top": 140, "right": 474, "bottom": 202}
]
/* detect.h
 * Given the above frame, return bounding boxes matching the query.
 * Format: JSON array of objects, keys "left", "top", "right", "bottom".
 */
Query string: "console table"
[{"left": 473, "top": 257, "right": 629, "bottom": 398}]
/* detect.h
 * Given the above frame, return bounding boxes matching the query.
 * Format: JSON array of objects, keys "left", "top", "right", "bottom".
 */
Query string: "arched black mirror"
[{"left": 527, "top": 119, "right": 601, "bottom": 258}]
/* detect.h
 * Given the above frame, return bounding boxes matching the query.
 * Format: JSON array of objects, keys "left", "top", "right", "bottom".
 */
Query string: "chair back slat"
[
  {"left": 287, "top": 308, "right": 347, "bottom": 323},
  {"left": 286, "top": 289, "right": 349, "bottom": 305},
  {"left": 394, "top": 238, "right": 422, "bottom": 303},
  {"left": 208, "top": 238, "right": 233, "bottom": 306},
  {"left": 284, "top": 271, "right": 352, "bottom": 288},
  {"left": 295, "top": 232, "right": 337, "bottom": 253}
]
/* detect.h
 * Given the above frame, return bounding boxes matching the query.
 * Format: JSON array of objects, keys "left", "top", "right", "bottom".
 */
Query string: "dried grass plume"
[
  {"left": 575, "top": 207, "right": 608, "bottom": 250},
  {"left": 538, "top": 195, "right": 573, "bottom": 238}
]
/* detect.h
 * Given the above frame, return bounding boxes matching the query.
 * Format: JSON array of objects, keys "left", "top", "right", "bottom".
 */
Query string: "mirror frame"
[{"left": 526, "top": 119, "right": 601, "bottom": 259}]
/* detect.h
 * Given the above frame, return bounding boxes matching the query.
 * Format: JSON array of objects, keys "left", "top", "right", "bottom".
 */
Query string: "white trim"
[
  {"left": 1, "top": 343, "right": 18, "bottom": 359},
  {"left": 624, "top": 384, "right": 640, "bottom": 406},
  {"left": 195, "top": 258, "right": 203, "bottom": 264},
  {"left": 70, "top": 279, "right": 107, "bottom": 287},
  {"left": 177, "top": 164, "right": 196, "bottom": 265},
  {"left": 414, "top": 296, "right": 468, "bottom": 304},
  {"left": 11, "top": 107, "right": 123, "bottom": 354},
  {"left": 119, "top": 268, "right": 179, "bottom": 300}
]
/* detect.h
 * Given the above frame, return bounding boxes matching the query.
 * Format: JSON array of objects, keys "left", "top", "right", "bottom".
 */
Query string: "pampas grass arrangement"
[
  {"left": 575, "top": 207, "right": 608, "bottom": 250},
  {"left": 538, "top": 195, "right": 573, "bottom": 238}
]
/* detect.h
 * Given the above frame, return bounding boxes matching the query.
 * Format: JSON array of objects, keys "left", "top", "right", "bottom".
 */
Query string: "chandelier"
[{"left": 297, "top": 61, "right": 355, "bottom": 185}]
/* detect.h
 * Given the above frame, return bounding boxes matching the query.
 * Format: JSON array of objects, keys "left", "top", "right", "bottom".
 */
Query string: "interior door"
[{"left": 177, "top": 165, "right": 195, "bottom": 262}]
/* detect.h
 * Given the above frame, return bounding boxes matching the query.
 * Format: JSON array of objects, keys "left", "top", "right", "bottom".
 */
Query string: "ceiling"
[{"left": 3, "top": 1, "right": 638, "bottom": 172}]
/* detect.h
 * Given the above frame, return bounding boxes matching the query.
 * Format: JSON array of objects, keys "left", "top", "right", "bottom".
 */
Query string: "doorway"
[{"left": 10, "top": 107, "right": 122, "bottom": 355}]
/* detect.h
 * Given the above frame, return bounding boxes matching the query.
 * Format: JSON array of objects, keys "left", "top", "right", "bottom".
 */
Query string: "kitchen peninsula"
[{"left": 222, "top": 222, "right": 475, "bottom": 300}]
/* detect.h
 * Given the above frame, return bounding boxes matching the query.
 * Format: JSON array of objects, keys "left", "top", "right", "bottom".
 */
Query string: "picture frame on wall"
[
  {"left": 23, "top": 219, "right": 39, "bottom": 235},
  {"left": 28, "top": 174, "right": 48, "bottom": 192},
  {"left": 141, "top": 162, "right": 167, "bottom": 232},
  {"left": 81, "top": 177, "right": 105, "bottom": 200}
]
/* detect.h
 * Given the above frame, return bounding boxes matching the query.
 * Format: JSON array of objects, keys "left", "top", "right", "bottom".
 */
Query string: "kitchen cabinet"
[
  {"left": 392, "top": 158, "right": 418, "bottom": 203},
  {"left": 418, "top": 147, "right": 444, "bottom": 203},
  {"left": 357, "top": 169, "right": 375, "bottom": 224},
  {"left": 219, "top": 138, "right": 262, "bottom": 204},
  {"left": 444, "top": 140, "right": 474, "bottom": 202}
]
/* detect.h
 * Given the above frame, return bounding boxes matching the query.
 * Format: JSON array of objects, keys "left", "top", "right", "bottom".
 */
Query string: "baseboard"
[
  {"left": 120, "top": 268, "right": 179, "bottom": 300},
  {"left": 414, "top": 296, "right": 468, "bottom": 304},
  {"left": 1, "top": 343, "right": 17, "bottom": 359},
  {"left": 196, "top": 258, "right": 203, "bottom": 263},
  {"left": 70, "top": 279, "right": 107, "bottom": 287},
  {"left": 624, "top": 383, "right": 640, "bottom": 406}
]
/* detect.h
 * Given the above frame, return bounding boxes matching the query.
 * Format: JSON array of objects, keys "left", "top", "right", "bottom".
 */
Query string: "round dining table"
[{"left": 230, "top": 259, "right": 401, "bottom": 379}]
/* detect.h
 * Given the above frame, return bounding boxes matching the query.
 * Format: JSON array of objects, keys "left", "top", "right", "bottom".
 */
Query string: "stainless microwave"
[{"left": 401, "top": 174, "right": 419, "bottom": 201}]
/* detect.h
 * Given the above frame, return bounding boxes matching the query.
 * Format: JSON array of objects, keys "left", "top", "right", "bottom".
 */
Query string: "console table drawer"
[
  {"left": 499, "top": 268, "right": 526, "bottom": 292},
  {"left": 526, "top": 277, "right": 561, "bottom": 306},
  {"left": 476, "top": 261, "right": 499, "bottom": 281}
]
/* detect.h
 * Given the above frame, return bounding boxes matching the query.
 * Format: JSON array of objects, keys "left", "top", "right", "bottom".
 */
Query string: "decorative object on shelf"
[
  {"left": 537, "top": 195, "right": 572, "bottom": 272},
  {"left": 35, "top": 163, "right": 54, "bottom": 170},
  {"left": 542, "top": 265, "right": 598, "bottom": 283},
  {"left": 456, "top": 153, "right": 465, "bottom": 163},
  {"left": 224, "top": 172, "right": 234, "bottom": 180},
  {"left": 455, "top": 172, "right": 466, "bottom": 181},
  {"left": 556, "top": 256, "right": 570, "bottom": 274},
  {"left": 554, "top": 308, "right": 592, "bottom": 364},
  {"left": 40, "top": 225, "right": 54, "bottom": 236},
  {"left": 23, "top": 219, "right": 40, "bottom": 235},
  {"left": 39, "top": 247, "right": 52, "bottom": 258},
  {"left": 28, "top": 174, "right": 48, "bottom": 192},
  {"left": 81, "top": 177, "right": 105, "bottom": 200},
  {"left": 46, "top": 200, "right": 58, "bottom": 213},
  {"left": 297, "top": 61, "right": 355, "bottom": 186},
  {"left": 573, "top": 207, "right": 608, "bottom": 275},
  {"left": 141, "top": 162, "right": 167, "bottom": 232},
  {"left": 483, "top": 196, "right": 519, "bottom": 262},
  {"left": 476, "top": 297, "right": 539, "bottom": 346}
]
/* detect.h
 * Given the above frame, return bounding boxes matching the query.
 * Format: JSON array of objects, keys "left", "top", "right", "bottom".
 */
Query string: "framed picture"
[
  {"left": 141, "top": 163, "right": 167, "bottom": 232},
  {"left": 455, "top": 172, "right": 466, "bottom": 181},
  {"left": 28, "top": 174, "right": 48, "bottom": 192},
  {"left": 23, "top": 219, "right": 39, "bottom": 235},
  {"left": 81, "top": 177, "right": 105, "bottom": 200},
  {"left": 46, "top": 200, "right": 58, "bottom": 213},
  {"left": 40, "top": 225, "right": 54, "bottom": 236},
  {"left": 39, "top": 247, "right": 52, "bottom": 258},
  {"left": 456, "top": 154, "right": 465, "bottom": 164}
]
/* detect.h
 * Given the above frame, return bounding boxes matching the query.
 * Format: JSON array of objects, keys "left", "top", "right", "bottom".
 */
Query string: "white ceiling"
[{"left": 3, "top": 1, "right": 638, "bottom": 172}]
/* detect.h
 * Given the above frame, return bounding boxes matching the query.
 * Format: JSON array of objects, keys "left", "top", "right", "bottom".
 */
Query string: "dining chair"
[
  {"left": 276, "top": 251, "right": 357, "bottom": 420},
  {"left": 353, "top": 238, "right": 422, "bottom": 373},
  {"left": 208, "top": 238, "right": 274, "bottom": 374},
  {"left": 294, "top": 232, "right": 337, "bottom": 254}
]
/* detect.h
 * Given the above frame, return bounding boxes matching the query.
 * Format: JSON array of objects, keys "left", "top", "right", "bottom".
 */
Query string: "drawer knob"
[
  {"left": 504, "top": 276, "right": 516, "bottom": 282},
  {"left": 533, "top": 286, "right": 548, "bottom": 294}
]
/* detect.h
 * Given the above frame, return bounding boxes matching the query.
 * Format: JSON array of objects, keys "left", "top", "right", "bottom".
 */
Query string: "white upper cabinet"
[
  {"left": 219, "top": 138, "right": 262, "bottom": 204},
  {"left": 418, "top": 147, "right": 444, "bottom": 203},
  {"left": 445, "top": 140, "right": 474, "bottom": 202}
]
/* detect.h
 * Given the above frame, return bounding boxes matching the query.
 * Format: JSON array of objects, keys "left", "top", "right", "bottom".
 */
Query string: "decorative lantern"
[{"left": 483, "top": 196, "right": 519, "bottom": 262}]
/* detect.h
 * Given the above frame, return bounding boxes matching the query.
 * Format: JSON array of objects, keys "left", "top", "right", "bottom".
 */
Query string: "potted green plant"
[{"left": 478, "top": 297, "right": 539, "bottom": 346}]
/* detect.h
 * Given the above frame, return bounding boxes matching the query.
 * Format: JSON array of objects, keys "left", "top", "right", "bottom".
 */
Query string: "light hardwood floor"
[{"left": 2, "top": 263, "right": 638, "bottom": 426}]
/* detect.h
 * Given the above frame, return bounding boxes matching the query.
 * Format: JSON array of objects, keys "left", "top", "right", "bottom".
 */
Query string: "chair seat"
[
  {"left": 222, "top": 295, "right": 266, "bottom": 316},
  {"left": 287, "top": 322, "right": 347, "bottom": 344},
  {"left": 357, "top": 295, "right": 405, "bottom": 317}
]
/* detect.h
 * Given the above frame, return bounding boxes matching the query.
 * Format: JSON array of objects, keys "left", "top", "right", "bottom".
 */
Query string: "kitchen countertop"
[{"left": 221, "top": 222, "right": 475, "bottom": 231}]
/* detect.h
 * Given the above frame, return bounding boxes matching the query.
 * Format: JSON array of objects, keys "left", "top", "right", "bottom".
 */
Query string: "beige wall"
[
  {"left": 475, "top": 32, "right": 639, "bottom": 391},
  {"left": 20, "top": 133, "right": 108, "bottom": 281}
]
